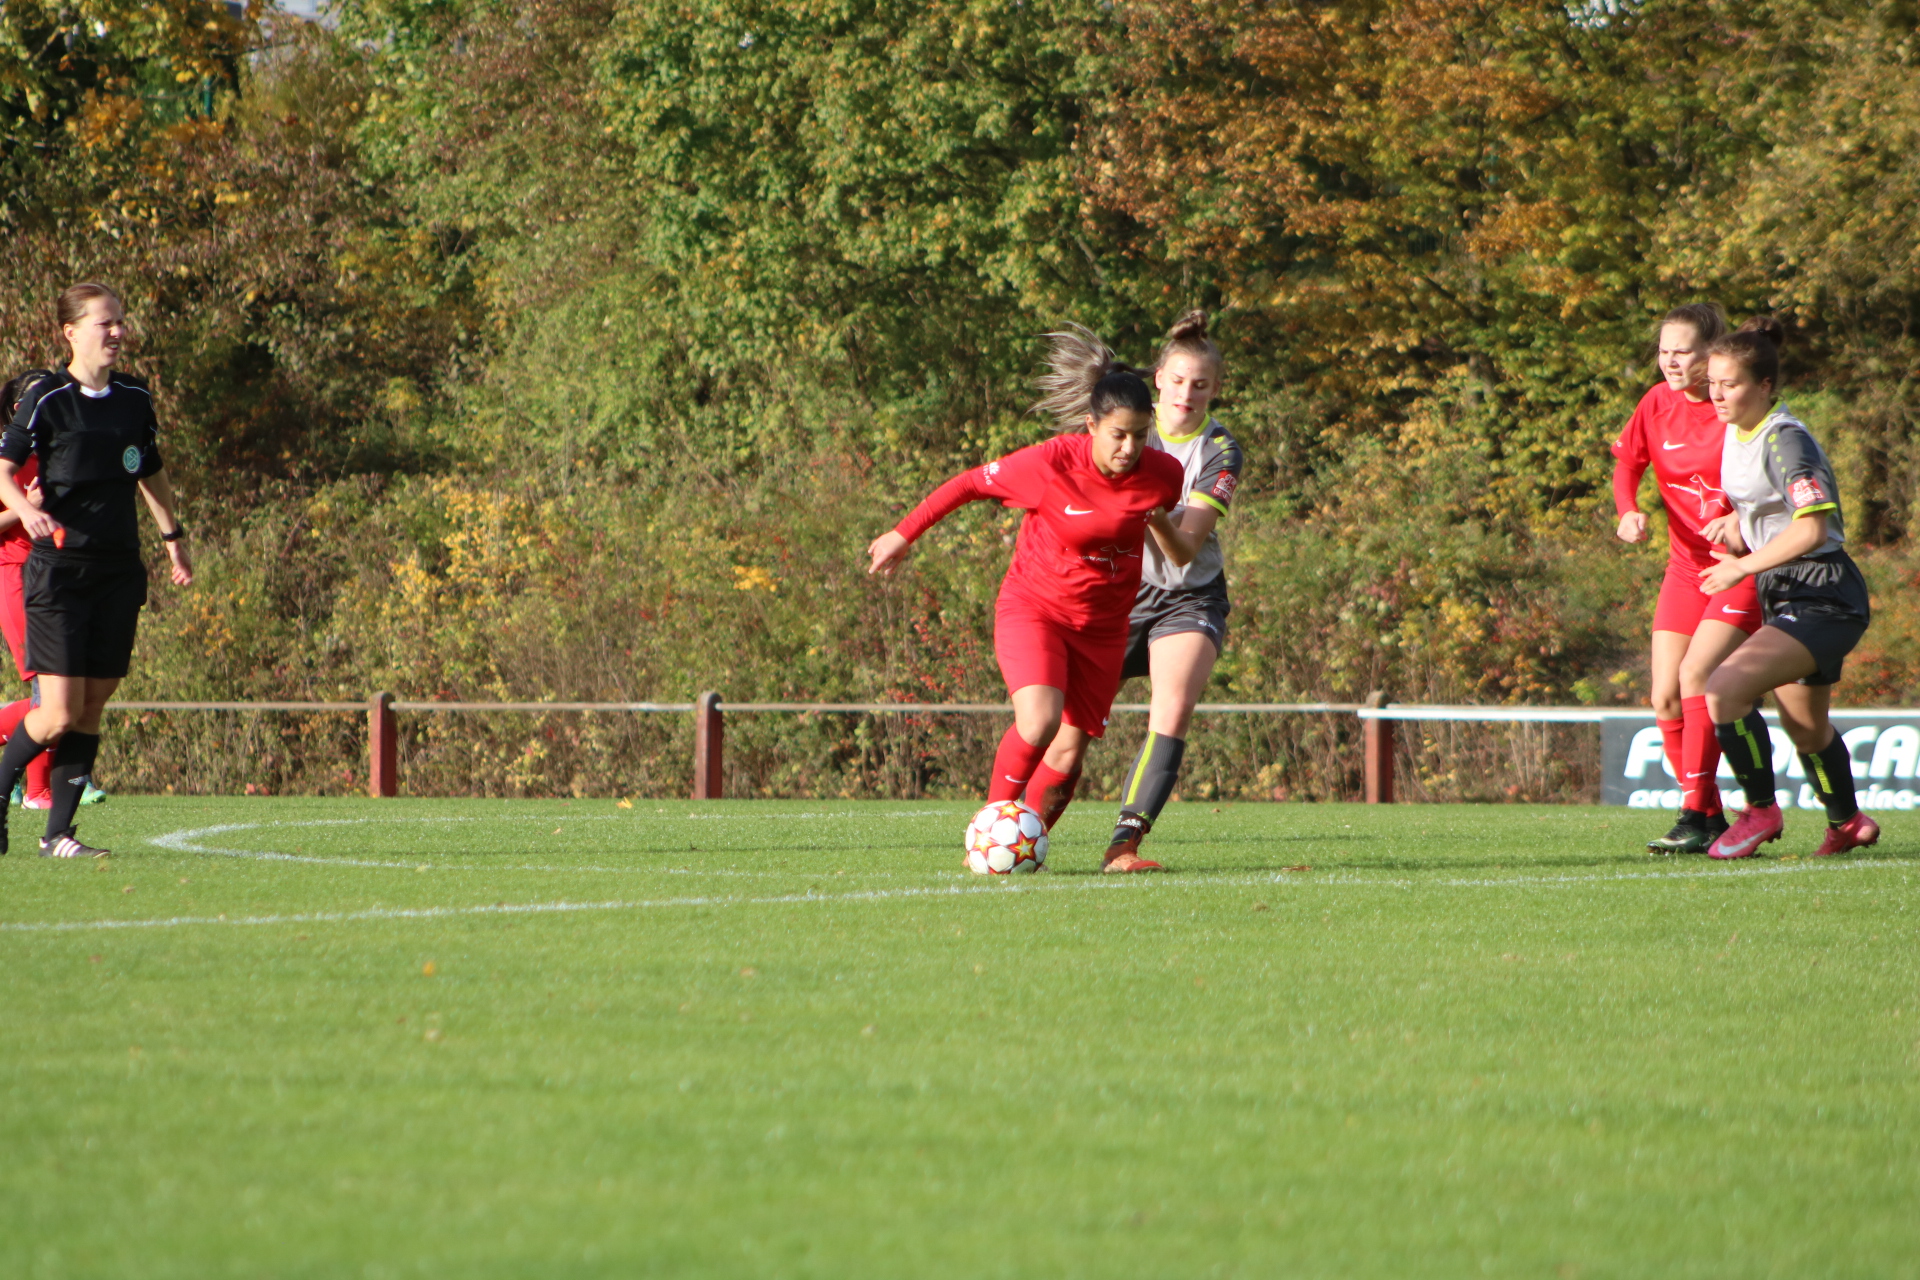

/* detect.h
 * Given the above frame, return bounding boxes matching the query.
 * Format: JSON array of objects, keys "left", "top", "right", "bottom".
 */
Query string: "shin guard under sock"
[
  {"left": 1799, "top": 732, "right": 1860, "bottom": 826},
  {"left": 1657, "top": 715, "right": 1685, "bottom": 801},
  {"left": 987, "top": 724, "right": 1049, "bottom": 803},
  {"left": 1111, "top": 732, "right": 1188, "bottom": 845},
  {"left": 1714, "top": 709, "right": 1776, "bottom": 809},
  {"left": 1025, "top": 762, "right": 1081, "bottom": 830},
  {"left": 44, "top": 731, "right": 98, "bottom": 841},
  {"left": 0, "top": 719, "right": 48, "bottom": 807},
  {"left": 1679, "top": 696, "right": 1723, "bottom": 815}
]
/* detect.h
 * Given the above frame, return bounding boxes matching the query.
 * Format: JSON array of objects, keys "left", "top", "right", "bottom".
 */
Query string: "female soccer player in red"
[
  {"left": 1611, "top": 303, "right": 1761, "bottom": 854},
  {"left": 1699, "top": 319, "right": 1876, "bottom": 859},
  {"left": 867, "top": 326, "right": 1186, "bottom": 867},
  {"left": 0, "top": 372, "right": 54, "bottom": 811},
  {"left": 1100, "top": 311, "right": 1243, "bottom": 871}
]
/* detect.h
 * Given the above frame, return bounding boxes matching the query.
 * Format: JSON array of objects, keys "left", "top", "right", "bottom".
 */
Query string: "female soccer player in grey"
[
  {"left": 1101, "top": 311, "right": 1244, "bottom": 872},
  {"left": 1696, "top": 318, "right": 1876, "bottom": 859}
]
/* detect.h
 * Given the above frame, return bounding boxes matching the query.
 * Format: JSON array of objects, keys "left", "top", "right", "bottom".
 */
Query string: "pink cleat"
[
  {"left": 1708, "top": 802, "right": 1784, "bottom": 860},
  {"left": 1813, "top": 811, "right": 1880, "bottom": 857}
]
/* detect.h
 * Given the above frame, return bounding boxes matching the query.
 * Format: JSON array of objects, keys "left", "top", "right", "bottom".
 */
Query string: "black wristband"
[{"left": 161, "top": 524, "right": 186, "bottom": 542}]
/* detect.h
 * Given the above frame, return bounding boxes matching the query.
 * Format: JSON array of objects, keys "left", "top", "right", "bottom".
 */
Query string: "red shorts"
[
  {"left": 1653, "top": 559, "right": 1762, "bottom": 637},
  {"left": 995, "top": 594, "right": 1127, "bottom": 738},
  {"left": 0, "top": 555, "right": 32, "bottom": 681}
]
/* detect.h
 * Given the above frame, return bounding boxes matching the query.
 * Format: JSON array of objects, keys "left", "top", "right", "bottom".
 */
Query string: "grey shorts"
[
  {"left": 1759, "top": 553, "right": 1871, "bottom": 687},
  {"left": 1121, "top": 578, "right": 1229, "bottom": 682}
]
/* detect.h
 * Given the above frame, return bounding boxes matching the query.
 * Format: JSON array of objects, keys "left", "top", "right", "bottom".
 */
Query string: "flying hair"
[
  {"left": 1032, "top": 322, "right": 1153, "bottom": 432},
  {"left": 1157, "top": 308, "right": 1223, "bottom": 375},
  {"left": 1708, "top": 315, "right": 1787, "bottom": 387},
  {"left": 1656, "top": 302, "right": 1727, "bottom": 348}
]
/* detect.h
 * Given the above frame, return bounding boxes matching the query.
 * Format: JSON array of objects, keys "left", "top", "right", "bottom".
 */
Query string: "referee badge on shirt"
[{"left": 121, "top": 446, "right": 141, "bottom": 474}]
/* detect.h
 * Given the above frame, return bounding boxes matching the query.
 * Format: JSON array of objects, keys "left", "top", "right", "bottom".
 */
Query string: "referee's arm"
[{"left": 137, "top": 472, "right": 193, "bottom": 587}]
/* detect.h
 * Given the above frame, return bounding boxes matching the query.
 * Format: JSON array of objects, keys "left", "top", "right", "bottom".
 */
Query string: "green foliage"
[{"left": 13, "top": 1, "right": 1920, "bottom": 798}]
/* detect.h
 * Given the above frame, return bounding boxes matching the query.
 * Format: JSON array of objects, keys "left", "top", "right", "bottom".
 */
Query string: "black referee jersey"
[{"left": 1, "top": 370, "right": 165, "bottom": 555}]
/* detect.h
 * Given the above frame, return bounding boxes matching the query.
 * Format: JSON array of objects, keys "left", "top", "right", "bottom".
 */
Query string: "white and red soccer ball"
[{"left": 964, "top": 799, "right": 1048, "bottom": 875}]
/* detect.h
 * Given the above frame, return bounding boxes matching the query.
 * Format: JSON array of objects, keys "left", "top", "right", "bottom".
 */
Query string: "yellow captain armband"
[
  {"left": 1189, "top": 490, "right": 1230, "bottom": 516},
  {"left": 1792, "top": 503, "right": 1837, "bottom": 519}
]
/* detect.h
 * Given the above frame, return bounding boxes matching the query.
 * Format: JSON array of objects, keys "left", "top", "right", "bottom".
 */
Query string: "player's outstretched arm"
[{"left": 867, "top": 530, "right": 911, "bottom": 576}]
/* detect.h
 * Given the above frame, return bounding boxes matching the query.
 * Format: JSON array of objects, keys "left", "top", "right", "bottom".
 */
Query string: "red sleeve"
[
  {"left": 894, "top": 469, "right": 991, "bottom": 543},
  {"left": 893, "top": 440, "right": 1058, "bottom": 543},
  {"left": 1610, "top": 397, "right": 1651, "bottom": 515}
]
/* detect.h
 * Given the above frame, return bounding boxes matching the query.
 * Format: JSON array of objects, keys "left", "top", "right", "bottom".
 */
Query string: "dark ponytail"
[{"left": 1032, "top": 323, "right": 1153, "bottom": 432}]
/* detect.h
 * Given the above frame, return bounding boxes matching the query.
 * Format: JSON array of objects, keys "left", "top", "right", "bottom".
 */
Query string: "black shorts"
[
  {"left": 24, "top": 551, "right": 147, "bottom": 679},
  {"left": 1121, "top": 577, "right": 1230, "bottom": 682},
  {"left": 1758, "top": 552, "right": 1871, "bottom": 687}
]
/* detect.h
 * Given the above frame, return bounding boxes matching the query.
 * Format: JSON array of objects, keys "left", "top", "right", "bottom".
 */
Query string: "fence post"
[
  {"left": 1363, "top": 690, "right": 1393, "bottom": 804},
  {"left": 692, "top": 691, "right": 723, "bottom": 800},
  {"left": 368, "top": 691, "right": 397, "bottom": 799}
]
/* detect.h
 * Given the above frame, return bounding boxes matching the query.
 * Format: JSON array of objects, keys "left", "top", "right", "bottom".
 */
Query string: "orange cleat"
[{"left": 1101, "top": 849, "right": 1164, "bottom": 874}]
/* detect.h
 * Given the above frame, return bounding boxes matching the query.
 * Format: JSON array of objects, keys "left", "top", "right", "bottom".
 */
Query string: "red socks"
[
  {"left": 1680, "top": 695, "right": 1723, "bottom": 814},
  {"left": 987, "top": 724, "right": 1049, "bottom": 802},
  {"left": 1657, "top": 714, "right": 1684, "bottom": 798},
  {"left": 0, "top": 698, "right": 51, "bottom": 804},
  {"left": 1025, "top": 762, "right": 1082, "bottom": 830}
]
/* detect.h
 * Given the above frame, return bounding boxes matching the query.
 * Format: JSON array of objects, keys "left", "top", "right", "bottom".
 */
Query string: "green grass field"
[{"left": 2, "top": 796, "right": 1915, "bottom": 1279}]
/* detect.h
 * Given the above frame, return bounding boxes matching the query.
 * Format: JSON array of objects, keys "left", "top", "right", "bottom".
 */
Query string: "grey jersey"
[
  {"left": 1722, "top": 406, "right": 1844, "bottom": 560},
  {"left": 1141, "top": 416, "right": 1244, "bottom": 591}
]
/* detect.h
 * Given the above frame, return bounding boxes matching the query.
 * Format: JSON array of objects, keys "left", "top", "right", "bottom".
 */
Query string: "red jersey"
[
  {"left": 1610, "top": 382, "right": 1729, "bottom": 570},
  {"left": 0, "top": 455, "right": 37, "bottom": 567},
  {"left": 895, "top": 434, "right": 1186, "bottom": 628}
]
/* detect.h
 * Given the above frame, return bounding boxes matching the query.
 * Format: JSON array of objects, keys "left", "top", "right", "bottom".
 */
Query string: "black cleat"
[
  {"left": 40, "top": 832, "right": 108, "bottom": 859},
  {"left": 1647, "top": 810, "right": 1727, "bottom": 856}
]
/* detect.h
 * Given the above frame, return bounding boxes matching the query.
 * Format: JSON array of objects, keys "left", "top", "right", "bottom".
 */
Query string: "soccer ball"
[{"left": 964, "top": 799, "right": 1048, "bottom": 875}]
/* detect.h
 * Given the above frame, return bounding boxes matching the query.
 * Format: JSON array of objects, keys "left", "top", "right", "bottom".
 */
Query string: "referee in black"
[{"left": 0, "top": 283, "right": 192, "bottom": 857}]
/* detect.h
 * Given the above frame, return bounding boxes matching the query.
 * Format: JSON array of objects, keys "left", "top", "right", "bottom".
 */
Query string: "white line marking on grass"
[
  {"left": 6, "top": 850, "right": 1908, "bottom": 935},
  {"left": 0, "top": 878, "right": 1129, "bottom": 933},
  {"left": 146, "top": 814, "right": 952, "bottom": 873}
]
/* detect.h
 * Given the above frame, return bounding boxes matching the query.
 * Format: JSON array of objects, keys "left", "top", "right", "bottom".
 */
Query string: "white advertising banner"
[{"left": 1601, "top": 713, "right": 1920, "bottom": 810}]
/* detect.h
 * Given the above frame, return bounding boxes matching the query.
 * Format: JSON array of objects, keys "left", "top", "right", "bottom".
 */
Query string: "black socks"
[
  {"left": 1714, "top": 709, "right": 1776, "bottom": 809},
  {"left": 0, "top": 719, "right": 47, "bottom": 806},
  {"left": 44, "top": 731, "right": 99, "bottom": 841},
  {"left": 1109, "top": 733, "right": 1187, "bottom": 847},
  {"left": 1799, "top": 732, "right": 1860, "bottom": 826}
]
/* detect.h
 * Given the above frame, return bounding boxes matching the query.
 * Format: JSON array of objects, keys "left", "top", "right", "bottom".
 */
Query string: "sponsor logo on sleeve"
[
  {"left": 1790, "top": 476, "right": 1827, "bottom": 508},
  {"left": 1210, "top": 472, "right": 1238, "bottom": 504},
  {"left": 981, "top": 460, "right": 1001, "bottom": 485}
]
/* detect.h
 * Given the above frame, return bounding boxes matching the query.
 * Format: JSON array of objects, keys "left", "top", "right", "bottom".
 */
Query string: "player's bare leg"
[
  {"left": 1650, "top": 622, "right": 1747, "bottom": 853},
  {"left": 1704, "top": 629, "right": 1821, "bottom": 859},
  {"left": 1106, "top": 631, "right": 1216, "bottom": 872}
]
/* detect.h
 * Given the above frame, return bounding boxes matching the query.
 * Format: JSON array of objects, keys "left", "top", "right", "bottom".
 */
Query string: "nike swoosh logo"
[
  {"left": 1720, "top": 608, "right": 1748, "bottom": 614},
  {"left": 1064, "top": 505, "right": 1093, "bottom": 515},
  {"left": 1661, "top": 441, "right": 1686, "bottom": 450},
  {"left": 1686, "top": 772, "right": 1709, "bottom": 778},
  {"left": 1721, "top": 830, "right": 1768, "bottom": 856}
]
